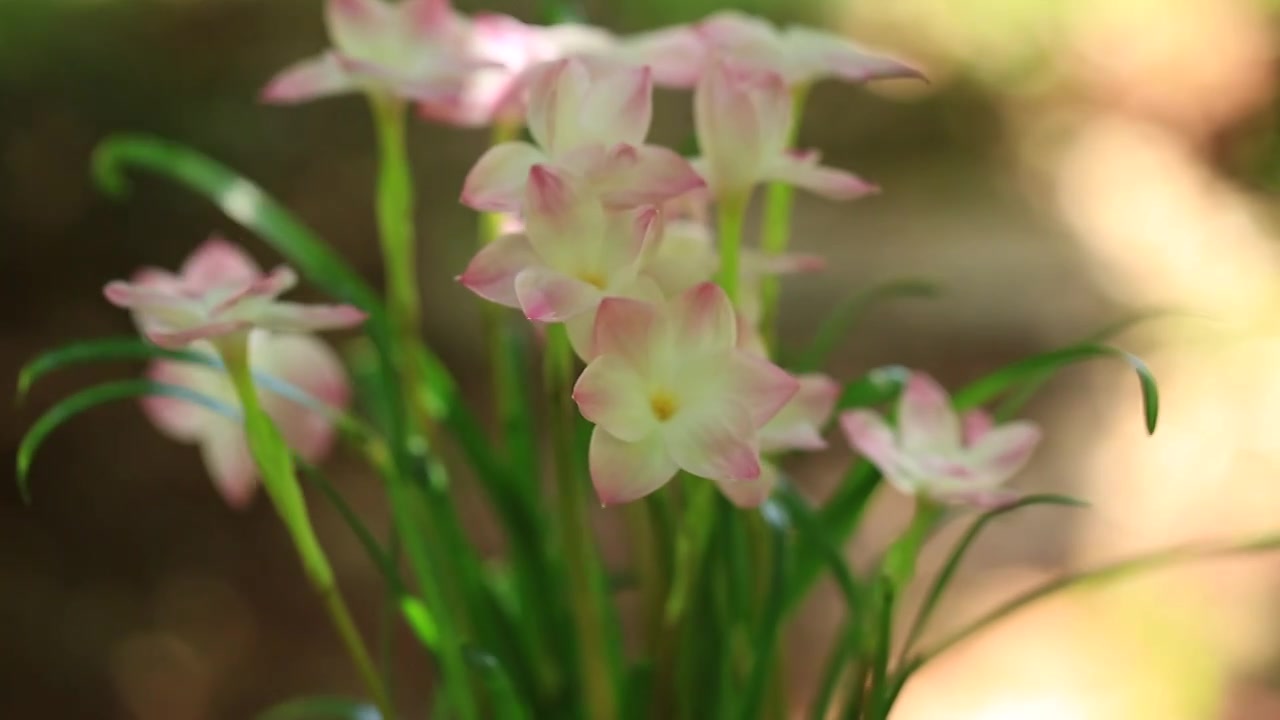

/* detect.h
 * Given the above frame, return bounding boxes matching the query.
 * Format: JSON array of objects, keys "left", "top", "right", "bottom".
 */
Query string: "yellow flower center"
[
  {"left": 577, "top": 271, "right": 607, "bottom": 290},
  {"left": 649, "top": 389, "right": 679, "bottom": 422}
]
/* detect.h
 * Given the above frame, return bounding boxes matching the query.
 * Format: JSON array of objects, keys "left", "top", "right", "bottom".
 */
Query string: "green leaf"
[
  {"left": 833, "top": 365, "right": 911, "bottom": 415},
  {"left": 776, "top": 482, "right": 861, "bottom": 616},
  {"left": 256, "top": 696, "right": 379, "bottom": 720},
  {"left": 92, "top": 135, "right": 383, "bottom": 314},
  {"left": 17, "top": 379, "right": 238, "bottom": 502},
  {"left": 786, "top": 462, "right": 880, "bottom": 612},
  {"left": 792, "top": 280, "right": 940, "bottom": 373},
  {"left": 899, "top": 494, "right": 1088, "bottom": 659},
  {"left": 952, "top": 343, "right": 1160, "bottom": 434},
  {"left": 735, "top": 499, "right": 790, "bottom": 720},
  {"left": 464, "top": 648, "right": 531, "bottom": 720}
]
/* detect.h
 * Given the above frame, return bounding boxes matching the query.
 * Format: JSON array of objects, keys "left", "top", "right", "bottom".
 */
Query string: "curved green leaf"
[
  {"left": 952, "top": 343, "right": 1160, "bottom": 433},
  {"left": 735, "top": 498, "right": 791, "bottom": 720},
  {"left": 834, "top": 365, "right": 911, "bottom": 415},
  {"left": 793, "top": 280, "right": 940, "bottom": 373},
  {"left": 777, "top": 482, "right": 861, "bottom": 616},
  {"left": 899, "top": 494, "right": 1088, "bottom": 658},
  {"left": 17, "top": 380, "right": 238, "bottom": 502},
  {"left": 92, "top": 135, "right": 383, "bottom": 314},
  {"left": 464, "top": 647, "right": 531, "bottom": 720},
  {"left": 256, "top": 696, "right": 379, "bottom": 720}
]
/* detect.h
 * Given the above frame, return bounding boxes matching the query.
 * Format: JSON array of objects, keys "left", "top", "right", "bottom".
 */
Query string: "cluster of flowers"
[{"left": 105, "top": 0, "right": 1040, "bottom": 512}]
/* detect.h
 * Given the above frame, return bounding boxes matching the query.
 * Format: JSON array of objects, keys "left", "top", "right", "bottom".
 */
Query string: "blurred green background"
[{"left": 6, "top": 0, "right": 1280, "bottom": 718}]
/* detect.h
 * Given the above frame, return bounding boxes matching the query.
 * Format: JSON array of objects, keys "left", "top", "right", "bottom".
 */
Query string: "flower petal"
[
  {"left": 589, "top": 428, "right": 677, "bottom": 505},
  {"left": 966, "top": 420, "right": 1041, "bottom": 485},
  {"left": 782, "top": 26, "right": 925, "bottom": 84},
  {"left": 457, "top": 233, "right": 540, "bottom": 307},
  {"left": 326, "top": 0, "right": 393, "bottom": 57},
  {"left": 698, "top": 11, "right": 786, "bottom": 71},
  {"left": 962, "top": 409, "right": 994, "bottom": 446},
  {"left": 199, "top": 420, "right": 258, "bottom": 509},
  {"left": 523, "top": 164, "right": 605, "bottom": 266},
  {"left": 181, "top": 236, "right": 263, "bottom": 290},
  {"left": 664, "top": 402, "right": 761, "bottom": 482},
  {"left": 715, "top": 461, "right": 777, "bottom": 508},
  {"left": 141, "top": 360, "right": 222, "bottom": 442},
  {"left": 574, "top": 354, "right": 657, "bottom": 442},
  {"left": 579, "top": 63, "right": 653, "bottom": 147},
  {"left": 765, "top": 150, "right": 878, "bottom": 200},
  {"left": 642, "top": 219, "right": 718, "bottom": 296},
  {"left": 250, "top": 302, "right": 368, "bottom": 333},
  {"left": 513, "top": 267, "right": 601, "bottom": 322},
  {"left": 839, "top": 409, "right": 903, "bottom": 478},
  {"left": 897, "top": 372, "right": 962, "bottom": 454},
  {"left": 526, "top": 58, "right": 590, "bottom": 155},
  {"left": 461, "top": 141, "right": 546, "bottom": 211},
  {"left": 759, "top": 372, "right": 839, "bottom": 452},
  {"left": 694, "top": 62, "right": 768, "bottom": 197},
  {"left": 620, "top": 26, "right": 707, "bottom": 88},
  {"left": 147, "top": 321, "right": 254, "bottom": 349},
  {"left": 257, "top": 333, "right": 350, "bottom": 464},
  {"left": 596, "top": 144, "right": 707, "bottom": 208},
  {"left": 670, "top": 282, "right": 737, "bottom": 356},
  {"left": 593, "top": 296, "right": 660, "bottom": 372},
  {"left": 722, "top": 353, "right": 799, "bottom": 429},
  {"left": 261, "top": 52, "right": 358, "bottom": 104}
]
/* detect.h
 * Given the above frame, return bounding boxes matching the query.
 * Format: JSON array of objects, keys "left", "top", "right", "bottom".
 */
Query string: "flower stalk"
[
  {"left": 758, "top": 84, "right": 811, "bottom": 347},
  {"left": 716, "top": 193, "right": 750, "bottom": 304}
]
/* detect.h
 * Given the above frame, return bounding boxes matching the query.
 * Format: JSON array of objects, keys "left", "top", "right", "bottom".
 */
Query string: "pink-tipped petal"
[
  {"left": 523, "top": 165, "right": 604, "bottom": 262},
  {"left": 402, "top": 0, "right": 453, "bottom": 37},
  {"left": 573, "top": 354, "right": 657, "bottom": 442},
  {"left": 261, "top": 53, "right": 357, "bottom": 104},
  {"left": 698, "top": 11, "right": 782, "bottom": 64},
  {"left": 461, "top": 141, "right": 546, "bottom": 211},
  {"left": 664, "top": 403, "right": 761, "bottom": 482},
  {"left": 967, "top": 421, "right": 1042, "bottom": 485},
  {"left": 589, "top": 428, "right": 677, "bottom": 505},
  {"left": 715, "top": 462, "right": 777, "bottom": 508},
  {"left": 962, "top": 409, "right": 995, "bottom": 446},
  {"left": 146, "top": 321, "right": 253, "bottom": 349},
  {"left": 200, "top": 422, "right": 259, "bottom": 510},
  {"left": 181, "top": 236, "right": 262, "bottom": 289},
  {"left": 526, "top": 58, "right": 590, "bottom": 154},
  {"left": 580, "top": 65, "right": 653, "bottom": 147},
  {"left": 839, "top": 409, "right": 902, "bottom": 476},
  {"left": 724, "top": 353, "right": 799, "bottom": 429},
  {"left": 209, "top": 266, "right": 299, "bottom": 315},
  {"left": 597, "top": 144, "right": 707, "bottom": 208},
  {"left": 760, "top": 373, "right": 839, "bottom": 452},
  {"left": 457, "top": 233, "right": 540, "bottom": 307},
  {"left": 621, "top": 26, "right": 707, "bottom": 88},
  {"left": 782, "top": 26, "right": 926, "bottom": 84},
  {"left": 251, "top": 302, "right": 367, "bottom": 333},
  {"left": 767, "top": 151, "right": 878, "bottom": 201},
  {"left": 670, "top": 282, "right": 737, "bottom": 355},
  {"left": 897, "top": 372, "right": 962, "bottom": 454},
  {"left": 103, "top": 281, "right": 192, "bottom": 312},
  {"left": 326, "top": 0, "right": 392, "bottom": 55},
  {"left": 694, "top": 62, "right": 768, "bottom": 197},
  {"left": 513, "top": 267, "right": 600, "bottom": 322},
  {"left": 593, "top": 297, "right": 660, "bottom": 372},
  {"left": 141, "top": 360, "right": 218, "bottom": 442}
]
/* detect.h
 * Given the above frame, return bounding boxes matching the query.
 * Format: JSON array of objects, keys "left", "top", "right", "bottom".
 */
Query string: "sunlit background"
[{"left": 5, "top": 0, "right": 1280, "bottom": 718}]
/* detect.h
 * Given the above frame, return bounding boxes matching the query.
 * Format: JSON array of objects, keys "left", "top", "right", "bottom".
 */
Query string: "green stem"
[
  {"left": 369, "top": 93, "right": 421, "bottom": 351},
  {"left": 881, "top": 501, "right": 943, "bottom": 591},
  {"left": 716, "top": 193, "right": 749, "bottom": 304},
  {"left": 546, "top": 325, "right": 618, "bottom": 720},
  {"left": 663, "top": 480, "right": 718, "bottom": 625},
  {"left": 758, "top": 84, "right": 810, "bottom": 349},
  {"left": 218, "top": 338, "right": 394, "bottom": 720}
]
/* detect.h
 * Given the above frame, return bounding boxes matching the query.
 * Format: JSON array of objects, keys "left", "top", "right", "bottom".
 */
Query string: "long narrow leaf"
[
  {"left": 952, "top": 343, "right": 1160, "bottom": 433},
  {"left": 17, "top": 380, "right": 239, "bottom": 502},
  {"left": 777, "top": 482, "right": 861, "bottom": 615},
  {"left": 465, "top": 648, "right": 532, "bottom": 720},
  {"left": 736, "top": 499, "right": 790, "bottom": 720},
  {"left": 257, "top": 696, "right": 379, "bottom": 720},
  {"left": 899, "top": 494, "right": 1088, "bottom": 658},
  {"left": 787, "top": 462, "right": 880, "bottom": 610},
  {"left": 793, "top": 280, "right": 940, "bottom": 373}
]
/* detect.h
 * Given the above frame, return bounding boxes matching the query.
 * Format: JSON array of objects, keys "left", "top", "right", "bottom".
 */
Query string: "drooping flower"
[
  {"left": 840, "top": 372, "right": 1042, "bottom": 508},
  {"left": 572, "top": 282, "right": 798, "bottom": 505},
  {"left": 695, "top": 61, "right": 878, "bottom": 202},
  {"left": 417, "top": 14, "right": 615, "bottom": 127},
  {"left": 104, "top": 236, "right": 367, "bottom": 349},
  {"left": 262, "top": 0, "right": 481, "bottom": 105},
  {"left": 629, "top": 11, "right": 923, "bottom": 89},
  {"left": 461, "top": 56, "right": 704, "bottom": 212},
  {"left": 458, "top": 165, "right": 664, "bottom": 357},
  {"left": 143, "top": 332, "right": 351, "bottom": 509}
]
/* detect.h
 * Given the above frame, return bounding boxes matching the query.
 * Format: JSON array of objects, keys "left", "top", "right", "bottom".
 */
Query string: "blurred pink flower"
[
  {"left": 418, "top": 14, "right": 616, "bottom": 127},
  {"left": 104, "top": 236, "right": 366, "bottom": 349},
  {"left": 572, "top": 282, "right": 798, "bottom": 505},
  {"left": 695, "top": 62, "right": 878, "bottom": 201},
  {"left": 143, "top": 333, "right": 351, "bottom": 509},
  {"left": 461, "top": 57, "right": 703, "bottom": 212},
  {"left": 840, "top": 372, "right": 1041, "bottom": 508},
  {"left": 262, "top": 0, "right": 481, "bottom": 105},
  {"left": 638, "top": 10, "right": 922, "bottom": 89}
]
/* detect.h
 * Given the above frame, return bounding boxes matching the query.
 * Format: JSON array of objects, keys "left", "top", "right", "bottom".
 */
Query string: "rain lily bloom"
[
  {"left": 457, "top": 166, "right": 664, "bottom": 358},
  {"left": 572, "top": 282, "right": 798, "bottom": 505},
  {"left": 262, "top": 0, "right": 480, "bottom": 105},
  {"left": 461, "top": 56, "right": 704, "bottom": 212},
  {"left": 104, "top": 237, "right": 367, "bottom": 350},
  {"left": 143, "top": 333, "right": 351, "bottom": 509},
  {"left": 718, "top": 372, "right": 840, "bottom": 508},
  {"left": 635, "top": 10, "right": 923, "bottom": 89},
  {"left": 695, "top": 62, "right": 878, "bottom": 202},
  {"left": 418, "top": 14, "right": 615, "bottom": 127},
  {"left": 840, "top": 372, "right": 1042, "bottom": 508}
]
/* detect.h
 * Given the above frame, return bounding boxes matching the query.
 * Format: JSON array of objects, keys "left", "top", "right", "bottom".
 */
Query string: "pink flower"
[
  {"left": 637, "top": 11, "right": 922, "bottom": 89},
  {"left": 695, "top": 62, "right": 879, "bottom": 201},
  {"left": 418, "top": 14, "right": 616, "bottom": 127},
  {"left": 461, "top": 57, "right": 704, "bottom": 212},
  {"left": 457, "top": 166, "right": 663, "bottom": 358},
  {"left": 840, "top": 372, "right": 1042, "bottom": 508},
  {"left": 262, "top": 0, "right": 481, "bottom": 105},
  {"left": 572, "top": 282, "right": 798, "bottom": 505},
  {"left": 104, "top": 236, "right": 366, "bottom": 349},
  {"left": 143, "top": 332, "right": 351, "bottom": 509}
]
